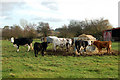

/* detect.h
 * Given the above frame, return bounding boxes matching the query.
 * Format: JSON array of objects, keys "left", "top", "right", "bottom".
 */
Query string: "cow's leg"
[
  {"left": 107, "top": 48, "right": 108, "bottom": 53},
  {"left": 107, "top": 48, "right": 110, "bottom": 54},
  {"left": 98, "top": 48, "right": 102, "bottom": 55},
  {"left": 60, "top": 44, "right": 64, "bottom": 51},
  {"left": 76, "top": 45, "right": 81, "bottom": 55},
  {"left": 66, "top": 43, "right": 70, "bottom": 52},
  {"left": 34, "top": 50, "right": 37, "bottom": 57},
  {"left": 108, "top": 45, "right": 111, "bottom": 54},
  {"left": 30, "top": 43, "right": 33, "bottom": 50},
  {"left": 79, "top": 47, "right": 82, "bottom": 51},
  {"left": 75, "top": 48, "right": 80, "bottom": 56},
  {"left": 17, "top": 45, "right": 19, "bottom": 52},
  {"left": 41, "top": 49, "right": 44, "bottom": 56},
  {"left": 84, "top": 47, "right": 87, "bottom": 52},
  {"left": 109, "top": 47, "right": 111, "bottom": 54},
  {"left": 76, "top": 45, "right": 79, "bottom": 53},
  {"left": 79, "top": 46, "right": 82, "bottom": 54},
  {"left": 27, "top": 45, "right": 30, "bottom": 51},
  {"left": 54, "top": 44, "right": 56, "bottom": 51}
]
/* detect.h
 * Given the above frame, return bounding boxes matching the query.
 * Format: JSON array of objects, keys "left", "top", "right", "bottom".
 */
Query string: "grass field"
[
  {"left": 2, "top": 40, "right": 119, "bottom": 78},
  {"left": 111, "top": 42, "right": 120, "bottom": 51}
]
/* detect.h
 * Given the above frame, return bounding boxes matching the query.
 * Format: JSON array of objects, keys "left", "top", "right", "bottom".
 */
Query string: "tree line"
[
  {"left": 2, "top": 18, "right": 113, "bottom": 40},
  {"left": 55, "top": 18, "right": 113, "bottom": 40},
  {"left": 2, "top": 22, "right": 51, "bottom": 39}
]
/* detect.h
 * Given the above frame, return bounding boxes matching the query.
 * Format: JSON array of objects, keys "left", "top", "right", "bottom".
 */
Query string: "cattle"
[
  {"left": 93, "top": 40, "right": 112, "bottom": 54},
  {"left": 46, "top": 36, "right": 68, "bottom": 51},
  {"left": 66, "top": 38, "right": 73, "bottom": 52},
  {"left": 34, "top": 42, "right": 48, "bottom": 57},
  {"left": 75, "top": 40, "right": 89, "bottom": 54},
  {"left": 59, "top": 38, "right": 67, "bottom": 48},
  {"left": 11, "top": 37, "right": 33, "bottom": 52}
]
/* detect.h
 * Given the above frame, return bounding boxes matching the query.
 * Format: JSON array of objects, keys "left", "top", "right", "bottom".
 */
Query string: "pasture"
[{"left": 2, "top": 40, "right": 119, "bottom": 78}]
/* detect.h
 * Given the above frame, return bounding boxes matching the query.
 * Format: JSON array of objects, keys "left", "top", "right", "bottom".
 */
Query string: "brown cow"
[{"left": 93, "top": 40, "right": 112, "bottom": 54}]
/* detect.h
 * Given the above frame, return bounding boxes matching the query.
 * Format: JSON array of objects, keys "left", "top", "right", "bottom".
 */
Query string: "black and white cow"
[
  {"left": 34, "top": 42, "right": 48, "bottom": 57},
  {"left": 66, "top": 38, "right": 74, "bottom": 52},
  {"left": 75, "top": 40, "right": 91, "bottom": 53},
  {"left": 11, "top": 37, "right": 33, "bottom": 52}
]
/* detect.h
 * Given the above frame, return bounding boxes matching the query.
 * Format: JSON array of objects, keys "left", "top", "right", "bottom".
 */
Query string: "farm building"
[{"left": 103, "top": 27, "right": 120, "bottom": 41}]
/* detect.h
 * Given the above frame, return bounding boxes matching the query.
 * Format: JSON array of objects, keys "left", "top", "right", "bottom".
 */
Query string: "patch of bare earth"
[{"left": 45, "top": 49, "right": 120, "bottom": 56}]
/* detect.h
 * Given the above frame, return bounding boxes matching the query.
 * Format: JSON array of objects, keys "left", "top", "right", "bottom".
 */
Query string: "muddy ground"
[{"left": 45, "top": 49, "right": 120, "bottom": 56}]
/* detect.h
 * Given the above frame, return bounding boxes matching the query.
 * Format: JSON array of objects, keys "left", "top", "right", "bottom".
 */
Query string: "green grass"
[
  {"left": 112, "top": 42, "right": 120, "bottom": 51},
  {"left": 2, "top": 40, "right": 119, "bottom": 78}
]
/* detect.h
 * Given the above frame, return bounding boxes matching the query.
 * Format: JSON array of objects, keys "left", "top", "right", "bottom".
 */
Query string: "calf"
[
  {"left": 34, "top": 42, "right": 48, "bottom": 57},
  {"left": 93, "top": 40, "right": 112, "bottom": 54},
  {"left": 11, "top": 37, "right": 33, "bottom": 52}
]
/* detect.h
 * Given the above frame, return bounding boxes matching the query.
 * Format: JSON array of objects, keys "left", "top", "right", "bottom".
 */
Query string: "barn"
[{"left": 103, "top": 27, "right": 120, "bottom": 41}]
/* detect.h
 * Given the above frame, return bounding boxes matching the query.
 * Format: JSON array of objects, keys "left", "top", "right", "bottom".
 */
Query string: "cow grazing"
[
  {"left": 46, "top": 36, "right": 67, "bottom": 51},
  {"left": 93, "top": 40, "right": 112, "bottom": 54},
  {"left": 75, "top": 40, "right": 89, "bottom": 53},
  {"left": 66, "top": 38, "right": 73, "bottom": 52},
  {"left": 34, "top": 42, "right": 48, "bottom": 57},
  {"left": 11, "top": 37, "right": 33, "bottom": 52}
]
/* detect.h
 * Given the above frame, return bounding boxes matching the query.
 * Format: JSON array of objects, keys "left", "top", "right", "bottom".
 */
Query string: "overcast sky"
[{"left": 0, "top": 0, "right": 119, "bottom": 29}]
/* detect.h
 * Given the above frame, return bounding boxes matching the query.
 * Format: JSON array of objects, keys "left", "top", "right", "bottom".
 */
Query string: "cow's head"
[
  {"left": 11, "top": 37, "right": 18, "bottom": 47},
  {"left": 11, "top": 37, "right": 14, "bottom": 43},
  {"left": 88, "top": 40, "right": 92, "bottom": 46},
  {"left": 91, "top": 40, "right": 98, "bottom": 45}
]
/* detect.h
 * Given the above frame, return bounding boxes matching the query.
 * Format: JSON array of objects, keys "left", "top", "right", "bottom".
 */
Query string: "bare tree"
[
  {"left": 56, "top": 18, "right": 113, "bottom": 40},
  {"left": 83, "top": 18, "right": 113, "bottom": 40},
  {"left": 11, "top": 25, "right": 23, "bottom": 38},
  {"left": 20, "top": 19, "right": 37, "bottom": 38},
  {"left": 37, "top": 22, "right": 51, "bottom": 37},
  {"left": 20, "top": 19, "right": 28, "bottom": 29}
]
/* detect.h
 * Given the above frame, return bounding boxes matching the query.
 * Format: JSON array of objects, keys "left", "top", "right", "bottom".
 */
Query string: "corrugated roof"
[{"left": 103, "top": 27, "right": 120, "bottom": 32}]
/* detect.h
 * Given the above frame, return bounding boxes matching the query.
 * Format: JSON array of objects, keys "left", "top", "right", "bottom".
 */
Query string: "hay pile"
[{"left": 78, "top": 34, "right": 96, "bottom": 41}]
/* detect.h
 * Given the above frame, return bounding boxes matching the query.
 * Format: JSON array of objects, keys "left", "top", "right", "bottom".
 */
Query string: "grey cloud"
[
  {"left": 4, "top": 16, "right": 13, "bottom": 20},
  {"left": 0, "top": 2, "right": 25, "bottom": 17},
  {"left": 41, "top": 1, "right": 58, "bottom": 11}
]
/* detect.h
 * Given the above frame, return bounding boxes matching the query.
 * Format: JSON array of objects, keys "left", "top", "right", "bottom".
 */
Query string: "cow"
[
  {"left": 46, "top": 36, "right": 67, "bottom": 51},
  {"left": 93, "top": 40, "right": 112, "bottom": 54},
  {"left": 34, "top": 42, "right": 48, "bottom": 57},
  {"left": 11, "top": 37, "right": 33, "bottom": 52},
  {"left": 59, "top": 38, "right": 67, "bottom": 49},
  {"left": 66, "top": 38, "right": 73, "bottom": 52},
  {"left": 75, "top": 40, "right": 89, "bottom": 54}
]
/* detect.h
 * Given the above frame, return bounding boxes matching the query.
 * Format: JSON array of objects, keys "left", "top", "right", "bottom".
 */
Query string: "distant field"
[{"left": 2, "top": 40, "right": 119, "bottom": 78}]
